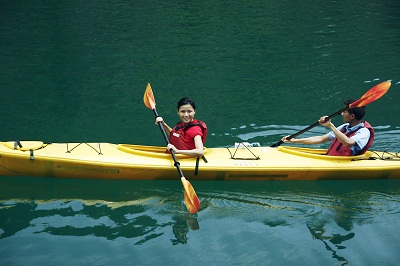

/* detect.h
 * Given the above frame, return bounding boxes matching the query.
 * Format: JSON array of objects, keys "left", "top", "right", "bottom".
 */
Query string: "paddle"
[
  {"left": 143, "top": 83, "right": 200, "bottom": 214},
  {"left": 270, "top": 81, "right": 391, "bottom": 147}
]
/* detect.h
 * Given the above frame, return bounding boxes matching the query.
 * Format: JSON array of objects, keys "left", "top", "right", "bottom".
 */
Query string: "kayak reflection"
[{"left": 1, "top": 177, "right": 399, "bottom": 252}]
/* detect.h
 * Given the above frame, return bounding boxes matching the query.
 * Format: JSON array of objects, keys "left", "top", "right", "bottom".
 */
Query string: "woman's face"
[{"left": 178, "top": 104, "right": 195, "bottom": 124}]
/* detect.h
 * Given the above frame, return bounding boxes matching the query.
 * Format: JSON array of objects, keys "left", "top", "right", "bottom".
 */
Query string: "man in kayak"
[
  {"left": 281, "top": 99, "right": 374, "bottom": 156},
  {"left": 155, "top": 97, "right": 207, "bottom": 157}
]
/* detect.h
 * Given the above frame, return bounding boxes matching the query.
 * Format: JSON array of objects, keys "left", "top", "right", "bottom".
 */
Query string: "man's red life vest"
[
  {"left": 169, "top": 119, "right": 207, "bottom": 150},
  {"left": 326, "top": 121, "right": 374, "bottom": 156}
]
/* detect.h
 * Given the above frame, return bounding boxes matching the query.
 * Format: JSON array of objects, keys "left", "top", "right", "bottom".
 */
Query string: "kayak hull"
[{"left": 1, "top": 141, "right": 399, "bottom": 180}]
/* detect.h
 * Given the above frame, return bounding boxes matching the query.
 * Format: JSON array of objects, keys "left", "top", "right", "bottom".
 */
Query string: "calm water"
[{"left": 1, "top": 0, "right": 400, "bottom": 265}]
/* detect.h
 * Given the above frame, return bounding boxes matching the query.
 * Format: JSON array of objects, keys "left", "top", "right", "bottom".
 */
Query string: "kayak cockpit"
[
  {"left": 278, "top": 146, "right": 373, "bottom": 160},
  {"left": 118, "top": 144, "right": 207, "bottom": 159}
]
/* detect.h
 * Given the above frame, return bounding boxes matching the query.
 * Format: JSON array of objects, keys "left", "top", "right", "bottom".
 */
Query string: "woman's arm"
[
  {"left": 155, "top": 117, "right": 172, "bottom": 135},
  {"left": 167, "top": 135, "right": 204, "bottom": 157}
]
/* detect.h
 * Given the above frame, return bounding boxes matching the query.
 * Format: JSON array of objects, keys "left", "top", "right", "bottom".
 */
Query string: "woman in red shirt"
[{"left": 156, "top": 97, "right": 207, "bottom": 157}]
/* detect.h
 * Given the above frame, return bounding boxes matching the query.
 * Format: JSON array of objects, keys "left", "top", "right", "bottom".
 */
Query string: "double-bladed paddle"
[
  {"left": 270, "top": 81, "right": 391, "bottom": 147},
  {"left": 143, "top": 83, "right": 200, "bottom": 214}
]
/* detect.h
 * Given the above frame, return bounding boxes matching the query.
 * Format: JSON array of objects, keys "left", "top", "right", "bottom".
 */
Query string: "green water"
[{"left": 1, "top": 0, "right": 400, "bottom": 265}]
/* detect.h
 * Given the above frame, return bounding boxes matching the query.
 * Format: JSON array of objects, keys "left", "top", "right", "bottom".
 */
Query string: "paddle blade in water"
[
  {"left": 143, "top": 83, "right": 156, "bottom": 109},
  {"left": 181, "top": 177, "right": 200, "bottom": 214},
  {"left": 350, "top": 81, "right": 391, "bottom": 108}
]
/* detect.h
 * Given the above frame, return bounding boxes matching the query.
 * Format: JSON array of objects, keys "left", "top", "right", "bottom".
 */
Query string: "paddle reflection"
[{"left": 171, "top": 215, "right": 200, "bottom": 245}]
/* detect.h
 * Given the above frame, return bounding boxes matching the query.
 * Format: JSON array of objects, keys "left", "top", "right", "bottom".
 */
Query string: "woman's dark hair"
[
  {"left": 344, "top": 99, "right": 366, "bottom": 120},
  {"left": 177, "top": 97, "right": 196, "bottom": 110}
]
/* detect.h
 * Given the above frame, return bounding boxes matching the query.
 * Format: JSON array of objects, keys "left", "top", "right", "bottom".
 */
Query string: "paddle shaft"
[
  {"left": 152, "top": 108, "right": 185, "bottom": 177},
  {"left": 270, "top": 106, "right": 348, "bottom": 147}
]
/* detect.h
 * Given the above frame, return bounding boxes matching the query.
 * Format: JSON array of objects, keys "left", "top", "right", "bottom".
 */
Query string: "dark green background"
[{"left": 1, "top": 1, "right": 399, "bottom": 265}]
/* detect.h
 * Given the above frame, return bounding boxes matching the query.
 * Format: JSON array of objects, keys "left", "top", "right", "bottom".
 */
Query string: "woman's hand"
[
  {"left": 167, "top": 143, "right": 178, "bottom": 153},
  {"left": 155, "top": 116, "right": 164, "bottom": 124}
]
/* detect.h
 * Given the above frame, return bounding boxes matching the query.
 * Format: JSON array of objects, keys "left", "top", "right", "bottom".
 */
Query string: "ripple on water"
[{"left": 197, "top": 186, "right": 400, "bottom": 228}]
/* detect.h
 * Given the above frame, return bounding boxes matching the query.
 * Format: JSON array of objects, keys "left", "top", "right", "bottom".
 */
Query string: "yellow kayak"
[{"left": 0, "top": 140, "right": 399, "bottom": 180}]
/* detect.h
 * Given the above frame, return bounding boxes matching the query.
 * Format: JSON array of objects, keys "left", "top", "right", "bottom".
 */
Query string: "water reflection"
[
  {"left": 0, "top": 177, "right": 202, "bottom": 246},
  {"left": 307, "top": 224, "right": 354, "bottom": 265},
  {"left": 171, "top": 215, "right": 200, "bottom": 245},
  {"left": 0, "top": 198, "right": 201, "bottom": 245},
  {"left": 198, "top": 180, "right": 400, "bottom": 264},
  {"left": 1, "top": 177, "right": 399, "bottom": 265}
]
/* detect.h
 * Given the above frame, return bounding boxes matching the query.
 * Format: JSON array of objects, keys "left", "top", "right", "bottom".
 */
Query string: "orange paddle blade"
[
  {"left": 143, "top": 83, "right": 156, "bottom": 109},
  {"left": 350, "top": 81, "right": 391, "bottom": 108},
  {"left": 181, "top": 177, "right": 200, "bottom": 214}
]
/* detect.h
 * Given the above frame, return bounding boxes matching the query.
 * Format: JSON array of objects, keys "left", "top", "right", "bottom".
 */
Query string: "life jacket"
[
  {"left": 169, "top": 119, "right": 207, "bottom": 150},
  {"left": 169, "top": 119, "right": 208, "bottom": 175},
  {"left": 326, "top": 121, "right": 374, "bottom": 156}
]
